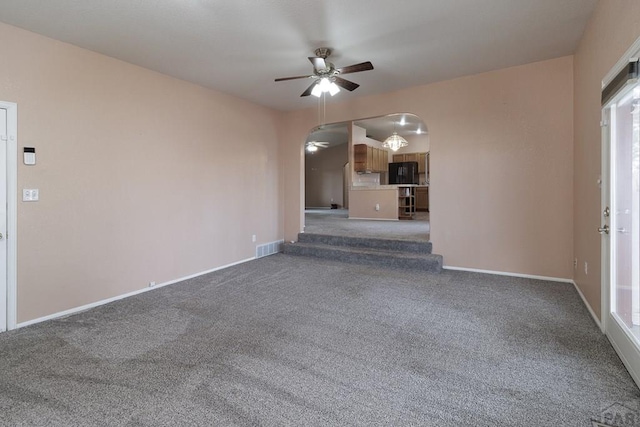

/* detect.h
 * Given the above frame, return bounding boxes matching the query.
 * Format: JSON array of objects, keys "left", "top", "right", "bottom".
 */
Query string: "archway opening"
[{"left": 302, "top": 113, "right": 430, "bottom": 241}]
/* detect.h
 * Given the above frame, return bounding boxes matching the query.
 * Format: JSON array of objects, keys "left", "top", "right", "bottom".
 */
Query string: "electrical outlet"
[
  {"left": 148, "top": 281, "right": 156, "bottom": 287},
  {"left": 573, "top": 258, "right": 578, "bottom": 269},
  {"left": 375, "top": 203, "right": 380, "bottom": 211},
  {"left": 22, "top": 189, "right": 39, "bottom": 202},
  {"left": 584, "top": 262, "right": 588, "bottom": 275},
  {"left": 252, "top": 234, "right": 256, "bottom": 242}
]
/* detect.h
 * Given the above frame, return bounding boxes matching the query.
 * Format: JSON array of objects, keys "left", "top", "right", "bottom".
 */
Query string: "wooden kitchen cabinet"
[
  {"left": 354, "top": 144, "right": 368, "bottom": 172},
  {"left": 404, "top": 153, "right": 419, "bottom": 163},
  {"left": 416, "top": 187, "right": 429, "bottom": 211},
  {"left": 392, "top": 152, "right": 429, "bottom": 176},
  {"left": 378, "top": 148, "right": 387, "bottom": 172},
  {"left": 373, "top": 147, "right": 381, "bottom": 171},
  {"left": 354, "top": 144, "right": 389, "bottom": 173},
  {"left": 418, "top": 153, "right": 427, "bottom": 174}
]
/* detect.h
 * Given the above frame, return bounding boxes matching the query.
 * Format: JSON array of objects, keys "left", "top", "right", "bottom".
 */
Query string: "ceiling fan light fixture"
[
  {"left": 328, "top": 82, "right": 340, "bottom": 96},
  {"left": 306, "top": 144, "right": 318, "bottom": 152},
  {"left": 382, "top": 132, "right": 409, "bottom": 152},
  {"left": 311, "top": 77, "right": 340, "bottom": 97},
  {"left": 318, "top": 78, "right": 331, "bottom": 91}
]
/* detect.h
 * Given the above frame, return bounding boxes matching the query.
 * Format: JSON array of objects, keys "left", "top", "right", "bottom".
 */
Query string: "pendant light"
[{"left": 382, "top": 119, "right": 408, "bottom": 152}]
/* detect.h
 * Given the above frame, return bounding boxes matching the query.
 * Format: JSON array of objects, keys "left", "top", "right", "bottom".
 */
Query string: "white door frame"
[
  {"left": 601, "top": 36, "right": 640, "bottom": 387},
  {"left": 601, "top": 106, "right": 610, "bottom": 334},
  {"left": 0, "top": 101, "right": 18, "bottom": 331}
]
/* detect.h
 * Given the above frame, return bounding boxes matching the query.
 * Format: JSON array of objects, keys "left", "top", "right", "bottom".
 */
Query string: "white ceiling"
[{"left": 0, "top": 0, "right": 597, "bottom": 111}]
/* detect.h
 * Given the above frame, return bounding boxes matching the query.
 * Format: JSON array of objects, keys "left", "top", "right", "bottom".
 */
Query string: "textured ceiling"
[{"left": 0, "top": 0, "right": 597, "bottom": 111}]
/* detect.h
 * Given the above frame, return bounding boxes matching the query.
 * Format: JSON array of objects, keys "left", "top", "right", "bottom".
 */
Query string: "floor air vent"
[{"left": 256, "top": 240, "right": 284, "bottom": 259}]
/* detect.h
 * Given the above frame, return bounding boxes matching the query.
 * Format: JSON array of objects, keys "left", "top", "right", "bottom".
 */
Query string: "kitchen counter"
[
  {"left": 348, "top": 184, "right": 428, "bottom": 220},
  {"left": 351, "top": 184, "right": 428, "bottom": 190}
]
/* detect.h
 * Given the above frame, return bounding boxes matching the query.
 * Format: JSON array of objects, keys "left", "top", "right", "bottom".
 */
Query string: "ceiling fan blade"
[
  {"left": 300, "top": 81, "right": 318, "bottom": 97},
  {"left": 274, "top": 74, "right": 314, "bottom": 82},
  {"left": 337, "top": 61, "right": 374, "bottom": 74},
  {"left": 308, "top": 56, "right": 327, "bottom": 71},
  {"left": 333, "top": 76, "right": 360, "bottom": 92}
]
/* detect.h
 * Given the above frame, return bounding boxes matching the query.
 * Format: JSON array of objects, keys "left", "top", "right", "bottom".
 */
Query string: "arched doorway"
[{"left": 302, "top": 113, "right": 430, "bottom": 241}]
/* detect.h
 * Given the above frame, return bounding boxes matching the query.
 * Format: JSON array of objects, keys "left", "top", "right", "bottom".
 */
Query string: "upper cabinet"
[
  {"left": 418, "top": 152, "right": 427, "bottom": 174},
  {"left": 354, "top": 144, "right": 389, "bottom": 173},
  {"left": 392, "top": 152, "right": 429, "bottom": 174},
  {"left": 404, "top": 153, "right": 419, "bottom": 163}
]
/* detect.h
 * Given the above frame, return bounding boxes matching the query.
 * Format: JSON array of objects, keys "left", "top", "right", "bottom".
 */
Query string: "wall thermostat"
[{"left": 23, "top": 147, "right": 35, "bottom": 165}]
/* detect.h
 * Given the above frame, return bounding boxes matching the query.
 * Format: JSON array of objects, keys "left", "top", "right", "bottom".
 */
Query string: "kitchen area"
[{"left": 348, "top": 114, "right": 430, "bottom": 222}]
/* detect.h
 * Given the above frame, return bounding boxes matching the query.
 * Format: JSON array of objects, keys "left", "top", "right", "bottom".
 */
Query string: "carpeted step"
[
  {"left": 298, "top": 233, "right": 432, "bottom": 254},
  {"left": 282, "top": 241, "right": 443, "bottom": 273}
]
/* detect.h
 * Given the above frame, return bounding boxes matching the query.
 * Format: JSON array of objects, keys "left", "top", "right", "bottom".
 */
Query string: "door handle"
[{"left": 598, "top": 225, "right": 610, "bottom": 234}]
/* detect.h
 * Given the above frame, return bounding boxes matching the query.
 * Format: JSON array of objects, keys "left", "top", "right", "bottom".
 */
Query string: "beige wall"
[
  {"left": 0, "top": 13, "right": 600, "bottom": 324},
  {"left": 282, "top": 56, "right": 574, "bottom": 279},
  {"left": 305, "top": 143, "right": 347, "bottom": 208},
  {"left": 573, "top": 1, "right": 640, "bottom": 319},
  {"left": 0, "top": 23, "right": 282, "bottom": 323}
]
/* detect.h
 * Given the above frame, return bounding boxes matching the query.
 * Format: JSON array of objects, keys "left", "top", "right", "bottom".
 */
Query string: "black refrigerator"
[{"left": 388, "top": 162, "right": 419, "bottom": 185}]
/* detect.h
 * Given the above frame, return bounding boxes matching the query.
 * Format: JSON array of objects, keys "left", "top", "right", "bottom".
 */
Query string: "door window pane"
[{"left": 612, "top": 86, "right": 640, "bottom": 334}]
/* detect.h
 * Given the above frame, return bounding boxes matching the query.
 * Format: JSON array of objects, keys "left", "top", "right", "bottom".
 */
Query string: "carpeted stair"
[{"left": 283, "top": 232, "right": 443, "bottom": 273}]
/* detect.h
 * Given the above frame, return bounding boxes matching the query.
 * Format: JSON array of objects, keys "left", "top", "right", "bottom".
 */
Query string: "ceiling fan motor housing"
[{"left": 314, "top": 47, "right": 331, "bottom": 59}]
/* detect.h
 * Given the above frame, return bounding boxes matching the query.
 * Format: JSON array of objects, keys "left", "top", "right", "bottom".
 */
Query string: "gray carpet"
[
  {"left": 305, "top": 209, "right": 430, "bottom": 241},
  {"left": 0, "top": 254, "right": 638, "bottom": 426}
]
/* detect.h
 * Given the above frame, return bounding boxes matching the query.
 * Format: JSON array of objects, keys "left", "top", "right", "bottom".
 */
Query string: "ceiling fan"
[
  {"left": 275, "top": 48, "right": 374, "bottom": 97},
  {"left": 306, "top": 141, "right": 330, "bottom": 152}
]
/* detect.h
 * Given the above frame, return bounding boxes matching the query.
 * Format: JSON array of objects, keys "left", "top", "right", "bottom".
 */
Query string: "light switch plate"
[
  {"left": 22, "top": 189, "right": 39, "bottom": 202},
  {"left": 23, "top": 152, "right": 36, "bottom": 165}
]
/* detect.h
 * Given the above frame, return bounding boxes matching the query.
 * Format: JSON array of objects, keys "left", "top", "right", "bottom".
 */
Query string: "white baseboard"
[
  {"left": 442, "top": 265, "right": 604, "bottom": 331},
  {"left": 16, "top": 257, "right": 255, "bottom": 329},
  {"left": 442, "top": 265, "right": 573, "bottom": 283},
  {"left": 571, "top": 280, "right": 603, "bottom": 331}
]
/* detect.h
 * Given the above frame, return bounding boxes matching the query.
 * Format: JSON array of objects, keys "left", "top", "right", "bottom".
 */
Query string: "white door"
[
  {"left": 602, "top": 61, "right": 640, "bottom": 386},
  {"left": 0, "top": 108, "right": 7, "bottom": 332}
]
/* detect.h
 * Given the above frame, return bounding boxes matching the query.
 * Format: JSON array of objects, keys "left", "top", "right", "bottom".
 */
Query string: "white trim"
[
  {"left": 601, "top": 107, "right": 611, "bottom": 333},
  {"left": 16, "top": 257, "right": 255, "bottom": 329},
  {"left": 442, "top": 265, "right": 573, "bottom": 283},
  {"left": 572, "top": 280, "right": 603, "bottom": 331},
  {"left": 602, "top": 34, "right": 640, "bottom": 88},
  {"left": 607, "top": 313, "right": 640, "bottom": 389},
  {"left": 0, "top": 101, "right": 17, "bottom": 331}
]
